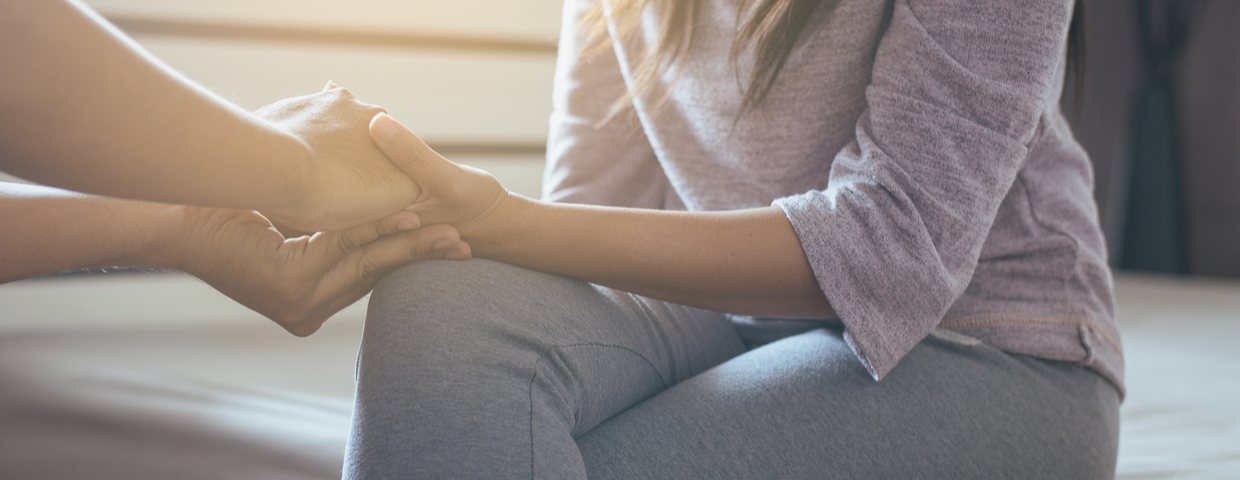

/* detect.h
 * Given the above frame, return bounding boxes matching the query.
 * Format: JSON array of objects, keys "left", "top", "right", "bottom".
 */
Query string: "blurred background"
[
  {"left": 1069, "top": 0, "right": 1240, "bottom": 278},
  {"left": 0, "top": 1, "right": 1237, "bottom": 478},
  {"left": 1, "top": 0, "right": 1237, "bottom": 305}
]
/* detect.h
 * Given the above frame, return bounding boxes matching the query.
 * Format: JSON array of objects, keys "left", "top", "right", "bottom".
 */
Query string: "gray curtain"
[{"left": 1068, "top": 0, "right": 1240, "bottom": 278}]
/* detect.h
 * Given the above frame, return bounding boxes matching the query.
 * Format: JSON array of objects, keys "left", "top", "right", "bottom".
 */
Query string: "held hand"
[
  {"left": 173, "top": 207, "right": 471, "bottom": 336},
  {"left": 367, "top": 113, "right": 510, "bottom": 237},
  {"left": 254, "top": 83, "right": 421, "bottom": 232}
]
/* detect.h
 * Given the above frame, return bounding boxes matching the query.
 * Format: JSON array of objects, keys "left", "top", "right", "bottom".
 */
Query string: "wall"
[{"left": 2, "top": 0, "right": 564, "bottom": 197}]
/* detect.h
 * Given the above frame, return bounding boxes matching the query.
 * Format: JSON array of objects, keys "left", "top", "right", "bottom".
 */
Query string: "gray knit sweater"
[{"left": 543, "top": 0, "right": 1123, "bottom": 394}]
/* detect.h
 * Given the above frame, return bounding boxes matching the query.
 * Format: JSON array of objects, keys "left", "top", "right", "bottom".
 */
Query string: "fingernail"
[
  {"left": 403, "top": 204, "right": 418, "bottom": 212},
  {"left": 370, "top": 113, "right": 398, "bottom": 144},
  {"left": 397, "top": 216, "right": 420, "bottom": 230},
  {"left": 445, "top": 249, "right": 472, "bottom": 261},
  {"left": 432, "top": 238, "right": 457, "bottom": 250}
]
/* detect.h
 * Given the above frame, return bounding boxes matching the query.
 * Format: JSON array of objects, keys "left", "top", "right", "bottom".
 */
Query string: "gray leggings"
[{"left": 344, "top": 259, "right": 1119, "bottom": 479}]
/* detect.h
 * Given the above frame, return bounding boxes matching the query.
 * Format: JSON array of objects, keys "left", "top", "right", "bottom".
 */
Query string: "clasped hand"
[
  {"left": 172, "top": 207, "right": 470, "bottom": 336},
  {"left": 191, "top": 84, "right": 505, "bottom": 335},
  {"left": 255, "top": 82, "right": 507, "bottom": 238}
]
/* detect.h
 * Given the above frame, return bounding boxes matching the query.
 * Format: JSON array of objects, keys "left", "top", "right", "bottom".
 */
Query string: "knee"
[
  {"left": 373, "top": 256, "right": 565, "bottom": 308},
  {"left": 368, "top": 259, "right": 507, "bottom": 330},
  {"left": 363, "top": 258, "right": 585, "bottom": 354},
  {"left": 371, "top": 258, "right": 507, "bottom": 312}
]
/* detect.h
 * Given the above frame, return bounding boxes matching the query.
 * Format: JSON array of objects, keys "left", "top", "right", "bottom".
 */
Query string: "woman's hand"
[
  {"left": 366, "top": 113, "right": 510, "bottom": 238},
  {"left": 170, "top": 206, "right": 471, "bottom": 336},
  {"left": 253, "top": 83, "right": 422, "bottom": 233}
]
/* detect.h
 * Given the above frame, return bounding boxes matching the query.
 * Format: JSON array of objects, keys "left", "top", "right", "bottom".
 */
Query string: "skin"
[
  {"left": 0, "top": 182, "right": 471, "bottom": 335},
  {"left": 0, "top": 0, "right": 823, "bottom": 332},
  {"left": 0, "top": 0, "right": 478, "bottom": 333},
  {"left": 369, "top": 114, "right": 836, "bottom": 318},
  {"left": 0, "top": 0, "right": 419, "bottom": 233}
]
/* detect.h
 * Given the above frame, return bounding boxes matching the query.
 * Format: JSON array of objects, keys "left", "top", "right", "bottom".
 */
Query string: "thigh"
[
  {"left": 576, "top": 329, "right": 1121, "bottom": 480},
  {"left": 347, "top": 259, "right": 746, "bottom": 479}
]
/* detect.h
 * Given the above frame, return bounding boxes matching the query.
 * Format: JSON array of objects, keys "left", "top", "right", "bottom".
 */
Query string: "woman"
[{"left": 347, "top": 0, "right": 1121, "bottom": 477}]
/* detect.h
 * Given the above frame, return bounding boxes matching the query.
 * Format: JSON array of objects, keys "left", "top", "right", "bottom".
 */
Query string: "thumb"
[{"left": 370, "top": 113, "right": 443, "bottom": 180}]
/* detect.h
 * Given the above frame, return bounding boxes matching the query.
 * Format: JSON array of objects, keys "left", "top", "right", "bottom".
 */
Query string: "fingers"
[
  {"left": 443, "top": 239, "right": 472, "bottom": 261},
  {"left": 321, "top": 224, "right": 470, "bottom": 294},
  {"left": 266, "top": 216, "right": 312, "bottom": 239},
  {"left": 283, "top": 224, "right": 469, "bottom": 336},
  {"left": 318, "top": 210, "right": 422, "bottom": 264},
  {"left": 320, "top": 82, "right": 387, "bottom": 117},
  {"left": 369, "top": 113, "right": 449, "bottom": 184}
]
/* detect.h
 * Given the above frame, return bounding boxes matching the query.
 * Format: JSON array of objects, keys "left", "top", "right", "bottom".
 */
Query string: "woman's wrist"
[
  {"left": 458, "top": 191, "right": 533, "bottom": 259},
  {"left": 130, "top": 203, "right": 200, "bottom": 271}
]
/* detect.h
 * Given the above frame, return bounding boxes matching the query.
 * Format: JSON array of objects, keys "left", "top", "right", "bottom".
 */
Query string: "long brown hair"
[{"left": 584, "top": 0, "right": 1086, "bottom": 119}]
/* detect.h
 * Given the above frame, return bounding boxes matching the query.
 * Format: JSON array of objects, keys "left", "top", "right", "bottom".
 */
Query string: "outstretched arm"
[
  {"left": 0, "top": 182, "right": 471, "bottom": 335},
  {"left": 0, "top": 0, "right": 418, "bottom": 232},
  {"left": 368, "top": 115, "right": 834, "bottom": 319},
  {"left": 477, "top": 195, "right": 834, "bottom": 318}
]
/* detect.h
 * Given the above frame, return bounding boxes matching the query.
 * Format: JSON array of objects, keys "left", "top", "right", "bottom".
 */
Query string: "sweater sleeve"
[
  {"left": 542, "top": 0, "right": 677, "bottom": 209},
  {"left": 772, "top": 0, "right": 1074, "bottom": 380}
]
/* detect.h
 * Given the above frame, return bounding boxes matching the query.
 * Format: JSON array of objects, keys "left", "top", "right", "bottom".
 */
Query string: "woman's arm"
[
  {"left": 0, "top": 0, "right": 419, "bottom": 232},
  {"left": 479, "top": 197, "right": 832, "bottom": 318},
  {"left": 0, "top": 184, "right": 186, "bottom": 283},
  {"left": 0, "top": 182, "right": 471, "bottom": 334},
  {"left": 369, "top": 115, "right": 834, "bottom": 319}
]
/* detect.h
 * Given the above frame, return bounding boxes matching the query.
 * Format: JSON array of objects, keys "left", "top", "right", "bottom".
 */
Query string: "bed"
[{"left": 0, "top": 272, "right": 1236, "bottom": 479}]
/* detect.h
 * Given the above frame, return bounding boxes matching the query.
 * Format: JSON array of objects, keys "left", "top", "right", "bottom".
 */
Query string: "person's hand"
[
  {"left": 366, "top": 113, "right": 510, "bottom": 238},
  {"left": 169, "top": 206, "right": 471, "bottom": 336},
  {"left": 253, "top": 82, "right": 420, "bottom": 233}
]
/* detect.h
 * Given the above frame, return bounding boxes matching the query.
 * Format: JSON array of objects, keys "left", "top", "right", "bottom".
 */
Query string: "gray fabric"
[
  {"left": 345, "top": 259, "right": 1120, "bottom": 479},
  {"left": 543, "top": 0, "right": 1123, "bottom": 391}
]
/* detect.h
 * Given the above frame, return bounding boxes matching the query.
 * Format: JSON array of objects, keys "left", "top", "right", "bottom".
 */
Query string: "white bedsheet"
[
  {"left": 1111, "top": 276, "right": 1240, "bottom": 479},
  {"left": 0, "top": 274, "right": 1236, "bottom": 479}
]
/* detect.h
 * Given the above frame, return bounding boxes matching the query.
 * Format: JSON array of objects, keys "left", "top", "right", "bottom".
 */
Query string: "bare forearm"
[
  {"left": 0, "top": 183, "right": 185, "bottom": 284},
  {"left": 469, "top": 195, "right": 835, "bottom": 318},
  {"left": 365, "top": 114, "right": 830, "bottom": 317},
  {"left": 0, "top": 0, "right": 310, "bottom": 217}
]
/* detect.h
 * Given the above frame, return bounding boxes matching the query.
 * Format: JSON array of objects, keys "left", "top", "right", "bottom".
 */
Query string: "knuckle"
[
  {"left": 371, "top": 221, "right": 391, "bottom": 239},
  {"left": 400, "top": 140, "right": 426, "bottom": 164},
  {"left": 359, "top": 102, "right": 386, "bottom": 116},
  {"left": 427, "top": 224, "right": 460, "bottom": 240},
  {"left": 357, "top": 253, "right": 384, "bottom": 277},
  {"left": 338, "top": 231, "right": 365, "bottom": 251}
]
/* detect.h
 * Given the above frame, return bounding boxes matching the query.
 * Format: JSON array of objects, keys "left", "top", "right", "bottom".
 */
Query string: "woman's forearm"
[
  {"left": 468, "top": 195, "right": 835, "bottom": 318},
  {"left": 0, "top": 182, "right": 473, "bottom": 334},
  {"left": 0, "top": 183, "right": 185, "bottom": 284},
  {"left": 0, "top": 0, "right": 312, "bottom": 219}
]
